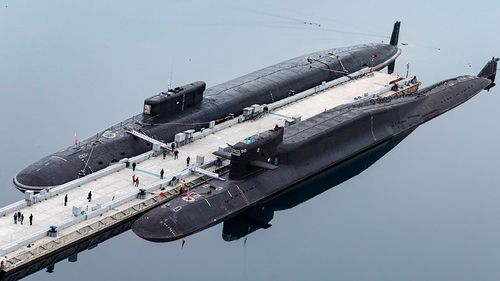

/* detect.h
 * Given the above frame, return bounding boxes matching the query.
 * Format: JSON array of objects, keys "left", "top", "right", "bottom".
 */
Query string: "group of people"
[
  {"left": 163, "top": 149, "right": 179, "bottom": 160},
  {"left": 62, "top": 193, "right": 91, "bottom": 205},
  {"left": 142, "top": 146, "right": 193, "bottom": 179},
  {"left": 133, "top": 145, "right": 194, "bottom": 185},
  {"left": 132, "top": 174, "right": 140, "bottom": 187},
  {"left": 13, "top": 210, "right": 33, "bottom": 226}
]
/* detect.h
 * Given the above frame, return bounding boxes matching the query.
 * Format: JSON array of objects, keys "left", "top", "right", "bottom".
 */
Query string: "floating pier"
[{"left": 0, "top": 69, "right": 418, "bottom": 280}]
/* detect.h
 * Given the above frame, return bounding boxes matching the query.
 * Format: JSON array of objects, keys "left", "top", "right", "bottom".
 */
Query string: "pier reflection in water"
[
  {"left": 1, "top": 129, "right": 412, "bottom": 281},
  {"left": 0, "top": 221, "right": 133, "bottom": 281}
]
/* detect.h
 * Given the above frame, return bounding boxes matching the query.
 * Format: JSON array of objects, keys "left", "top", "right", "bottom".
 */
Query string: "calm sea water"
[{"left": 1, "top": 1, "right": 500, "bottom": 280}]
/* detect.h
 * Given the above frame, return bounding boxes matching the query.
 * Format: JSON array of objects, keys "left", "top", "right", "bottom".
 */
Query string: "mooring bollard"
[{"left": 47, "top": 226, "right": 58, "bottom": 237}]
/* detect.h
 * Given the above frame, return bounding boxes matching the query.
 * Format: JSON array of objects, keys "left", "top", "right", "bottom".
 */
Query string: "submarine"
[
  {"left": 0, "top": 139, "right": 410, "bottom": 281},
  {"left": 131, "top": 58, "right": 497, "bottom": 242},
  {"left": 13, "top": 22, "right": 402, "bottom": 191}
]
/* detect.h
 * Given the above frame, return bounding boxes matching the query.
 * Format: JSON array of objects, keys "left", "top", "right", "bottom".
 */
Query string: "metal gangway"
[
  {"left": 126, "top": 129, "right": 169, "bottom": 151},
  {"left": 191, "top": 166, "right": 226, "bottom": 181}
]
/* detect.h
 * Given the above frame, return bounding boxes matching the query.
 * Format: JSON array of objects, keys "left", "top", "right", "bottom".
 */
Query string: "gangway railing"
[
  {"left": 126, "top": 129, "right": 169, "bottom": 150},
  {"left": 191, "top": 166, "right": 226, "bottom": 181}
]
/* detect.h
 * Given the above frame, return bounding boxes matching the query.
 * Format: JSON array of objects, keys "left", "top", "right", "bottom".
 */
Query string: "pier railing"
[{"left": 0, "top": 153, "right": 220, "bottom": 257}]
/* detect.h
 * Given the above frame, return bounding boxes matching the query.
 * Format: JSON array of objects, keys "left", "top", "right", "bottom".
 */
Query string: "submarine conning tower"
[
  {"left": 143, "top": 81, "right": 206, "bottom": 119},
  {"left": 478, "top": 57, "right": 498, "bottom": 91},
  {"left": 228, "top": 126, "right": 284, "bottom": 180}
]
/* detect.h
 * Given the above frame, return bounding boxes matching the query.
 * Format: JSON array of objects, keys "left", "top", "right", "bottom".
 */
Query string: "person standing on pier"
[
  {"left": 20, "top": 214, "right": 24, "bottom": 225},
  {"left": 87, "top": 191, "right": 92, "bottom": 202},
  {"left": 186, "top": 156, "right": 190, "bottom": 167},
  {"left": 29, "top": 214, "right": 33, "bottom": 226},
  {"left": 132, "top": 162, "right": 137, "bottom": 171},
  {"left": 174, "top": 150, "right": 179, "bottom": 160},
  {"left": 13, "top": 212, "right": 17, "bottom": 224},
  {"left": 163, "top": 151, "right": 166, "bottom": 160},
  {"left": 160, "top": 169, "right": 164, "bottom": 179},
  {"left": 132, "top": 174, "right": 136, "bottom": 185},
  {"left": 64, "top": 194, "right": 68, "bottom": 206},
  {"left": 17, "top": 211, "right": 21, "bottom": 221},
  {"left": 135, "top": 176, "right": 140, "bottom": 187}
]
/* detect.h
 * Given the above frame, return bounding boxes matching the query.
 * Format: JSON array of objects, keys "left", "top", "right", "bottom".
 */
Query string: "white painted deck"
[{"left": 0, "top": 71, "right": 402, "bottom": 266}]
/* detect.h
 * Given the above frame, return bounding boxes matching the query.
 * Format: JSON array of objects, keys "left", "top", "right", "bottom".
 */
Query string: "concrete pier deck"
[{"left": 0, "top": 70, "right": 410, "bottom": 278}]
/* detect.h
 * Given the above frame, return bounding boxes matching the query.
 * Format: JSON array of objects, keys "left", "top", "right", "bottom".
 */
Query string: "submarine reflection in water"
[{"left": 222, "top": 129, "right": 413, "bottom": 241}]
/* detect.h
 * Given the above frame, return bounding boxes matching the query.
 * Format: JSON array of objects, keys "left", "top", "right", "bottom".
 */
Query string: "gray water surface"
[{"left": 1, "top": 1, "right": 500, "bottom": 280}]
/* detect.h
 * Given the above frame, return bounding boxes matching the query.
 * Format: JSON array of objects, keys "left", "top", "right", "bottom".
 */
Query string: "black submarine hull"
[
  {"left": 132, "top": 131, "right": 413, "bottom": 242},
  {"left": 14, "top": 43, "right": 399, "bottom": 191},
  {"left": 131, "top": 74, "right": 492, "bottom": 242}
]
